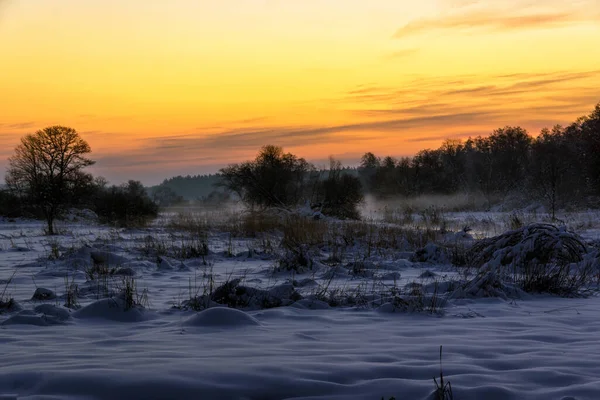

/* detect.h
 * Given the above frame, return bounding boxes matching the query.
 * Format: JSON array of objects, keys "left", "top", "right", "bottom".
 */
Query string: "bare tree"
[{"left": 5, "top": 126, "right": 94, "bottom": 234}]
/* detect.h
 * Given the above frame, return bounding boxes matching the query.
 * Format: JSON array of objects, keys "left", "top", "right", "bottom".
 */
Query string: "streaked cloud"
[
  {"left": 383, "top": 48, "right": 420, "bottom": 60},
  {"left": 0, "top": 0, "right": 13, "bottom": 22},
  {"left": 393, "top": 9, "right": 597, "bottom": 38},
  {"left": 405, "top": 132, "right": 475, "bottom": 143},
  {"left": 85, "top": 111, "right": 500, "bottom": 179},
  {"left": 0, "top": 122, "right": 35, "bottom": 129},
  {"left": 347, "top": 70, "right": 600, "bottom": 106},
  {"left": 149, "top": 112, "right": 497, "bottom": 154}
]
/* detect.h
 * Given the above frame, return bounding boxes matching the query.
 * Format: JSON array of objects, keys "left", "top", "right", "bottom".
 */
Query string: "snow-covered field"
[{"left": 1, "top": 210, "right": 600, "bottom": 400}]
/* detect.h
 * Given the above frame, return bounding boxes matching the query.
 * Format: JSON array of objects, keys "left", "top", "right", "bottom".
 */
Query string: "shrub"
[
  {"left": 151, "top": 186, "right": 185, "bottom": 208},
  {"left": 0, "top": 189, "right": 33, "bottom": 218},
  {"left": 138, "top": 234, "right": 209, "bottom": 260},
  {"left": 93, "top": 180, "right": 158, "bottom": 227},
  {"left": 314, "top": 158, "right": 364, "bottom": 220},
  {"left": 117, "top": 277, "right": 149, "bottom": 310},
  {"left": 64, "top": 274, "right": 79, "bottom": 309},
  {"left": 1, "top": 270, "right": 17, "bottom": 313},
  {"left": 181, "top": 268, "right": 215, "bottom": 311},
  {"left": 276, "top": 214, "right": 328, "bottom": 271},
  {"left": 198, "top": 190, "right": 233, "bottom": 207},
  {"left": 226, "top": 210, "right": 282, "bottom": 238},
  {"left": 467, "top": 223, "right": 591, "bottom": 295},
  {"left": 219, "top": 145, "right": 314, "bottom": 209},
  {"left": 468, "top": 223, "right": 586, "bottom": 268}
]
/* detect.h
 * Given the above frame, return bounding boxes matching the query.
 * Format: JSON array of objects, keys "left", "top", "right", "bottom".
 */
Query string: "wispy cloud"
[
  {"left": 344, "top": 70, "right": 599, "bottom": 143},
  {"left": 439, "top": 71, "right": 600, "bottom": 99},
  {"left": 159, "top": 112, "right": 496, "bottom": 153},
  {"left": 0, "top": 0, "right": 13, "bottom": 22},
  {"left": 393, "top": 9, "right": 596, "bottom": 38},
  {"left": 443, "top": 86, "right": 496, "bottom": 96},
  {"left": 87, "top": 111, "right": 499, "bottom": 172},
  {"left": 382, "top": 48, "right": 420, "bottom": 61},
  {"left": 405, "top": 132, "right": 476, "bottom": 143},
  {"left": 346, "top": 70, "right": 600, "bottom": 106},
  {"left": 0, "top": 121, "right": 36, "bottom": 129}
]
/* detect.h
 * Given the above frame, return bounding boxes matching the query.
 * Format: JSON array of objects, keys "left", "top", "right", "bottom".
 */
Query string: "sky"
[{"left": 1, "top": 0, "right": 599, "bottom": 185}]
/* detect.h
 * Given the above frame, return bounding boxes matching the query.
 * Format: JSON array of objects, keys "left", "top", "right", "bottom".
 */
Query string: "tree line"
[{"left": 358, "top": 103, "right": 600, "bottom": 218}]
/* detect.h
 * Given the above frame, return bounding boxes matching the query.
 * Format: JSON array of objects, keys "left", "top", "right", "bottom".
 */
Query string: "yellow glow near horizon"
[{"left": 1, "top": 0, "right": 599, "bottom": 184}]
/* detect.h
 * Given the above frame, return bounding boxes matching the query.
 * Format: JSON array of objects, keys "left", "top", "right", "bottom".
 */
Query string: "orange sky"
[{"left": 1, "top": 0, "right": 599, "bottom": 184}]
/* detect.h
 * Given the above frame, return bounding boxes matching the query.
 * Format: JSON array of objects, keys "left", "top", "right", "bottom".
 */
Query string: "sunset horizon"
[{"left": 1, "top": 0, "right": 599, "bottom": 185}]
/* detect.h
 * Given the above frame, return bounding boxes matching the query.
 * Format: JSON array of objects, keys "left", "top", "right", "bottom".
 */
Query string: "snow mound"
[
  {"left": 64, "top": 245, "right": 130, "bottom": 270},
  {"left": 2, "top": 305, "right": 71, "bottom": 326},
  {"left": 411, "top": 243, "right": 450, "bottom": 264},
  {"left": 2, "top": 311, "right": 54, "bottom": 326},
  {"left": 90, "top": 250, "right": 130, "bottom": 267},
  {"left": 157, "top": 256, "right": 175, "bottom": 270},
  {"left": 211, "top": 279, "right": 301, "bottom": 309},
  {"left": 32, "top": 287, "right": 56, "bottom": 301},
  {"left": 468, "top": 223, "right": 587, "bottom": 270},
  {"left": 183, "top": 307, "right": 260, "bottom": 327},
  {"left": 267, "top": 283, "right": 297, "bottom": 300},
  {"left": 73, "top": 299, "right": 151, "bottom": 322},
  {"left": 419, "top": 270, "right": 437, "bottom": 279},
  {"left": 290, "top": 298, "right": 331, "bottom": 310},
  {"left": 0, "top": 299, "right": 22, "bottom": 314},
  {"left": 451, "top": 272, "right": 526, "bottom": 300},
  {"left": 34, "top": 304, "right": 71, "bottom": 321}
]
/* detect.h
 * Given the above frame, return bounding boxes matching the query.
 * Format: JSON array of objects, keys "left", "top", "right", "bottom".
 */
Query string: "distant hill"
[
  {"left": 148, "top": 174, "right": 224, "bottom": 201},
  {"left": 149, "top": 168, "right": 360, "bottom": 201}
]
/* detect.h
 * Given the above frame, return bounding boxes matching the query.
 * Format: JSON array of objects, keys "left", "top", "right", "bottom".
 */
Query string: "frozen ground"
[{"left": 1, "top": 211, "right": 600, "bottom": 400}]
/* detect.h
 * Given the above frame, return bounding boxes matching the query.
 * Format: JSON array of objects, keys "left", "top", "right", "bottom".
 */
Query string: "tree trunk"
[
  {"left": 551, "top": 187, "right": 556, "bottom": 222},
  {"left": 47, "top": 214, "right": 55, "bottom": 235}
]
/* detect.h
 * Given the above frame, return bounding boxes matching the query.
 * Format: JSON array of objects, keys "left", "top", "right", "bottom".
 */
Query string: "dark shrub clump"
[{"left": 93, "top": 180, "right": 158, "bottom": 227}]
